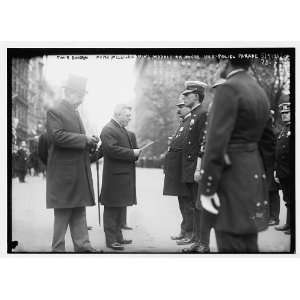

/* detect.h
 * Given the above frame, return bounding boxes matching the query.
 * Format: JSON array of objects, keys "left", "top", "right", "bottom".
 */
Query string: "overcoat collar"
[{"left": 226, "top": 69, "right": 246, "bottom": 79}]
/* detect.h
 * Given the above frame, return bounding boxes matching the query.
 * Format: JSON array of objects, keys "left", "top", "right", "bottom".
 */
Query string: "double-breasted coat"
[
  {"left": 182, "top": 104, "right": 207, "bottom": 183},
  {"left": 199, "top": 70, "right": 272, "bottom": 235},
  {"left": 46, "top": 100, "right": 96, "bottom": 209},
  {"left": 163, "top": 114, "right": 191, "bottom": 196},
  {"left": 100, "top": 119, "right": 138, "bottom": 207}
]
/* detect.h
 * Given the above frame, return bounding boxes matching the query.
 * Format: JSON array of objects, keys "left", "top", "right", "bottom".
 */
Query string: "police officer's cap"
[
  {"left": 182, "top": 81, "right": 208, "bottom": 96},
  {"left": 279, "top": 102, "right": 290, "bottom": 113}
]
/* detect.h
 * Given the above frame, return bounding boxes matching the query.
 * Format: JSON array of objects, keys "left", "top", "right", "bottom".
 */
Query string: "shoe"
[
  {"left": 171, "top": 233, "right": 185, "bottom": 240},
  {"left": 194, "top": 244, "right": 210, "bottom": 253},
  {"left": 284, "top": 229, "right": 291, "bottom": 235},
  {"left": 275, "top": 224, "right": 290, "bottom": 231},
  {"left": 76, "top": 247, "right": 97, "bottom": 253},
  {"left": 119, "top": 239, "right": 132, "bottom": 245},
  {"left": 176, "top": 237, "right": 194, "bottom": 245},
  {"left": 122, "top": 225, "right": 133, "bottom": 230},
  {"left": 268, "top": 219, "right": 279, "bottom": 226},
  {"left": 107, "top": 242, "right": 124, "bottom": 250},
  {"left": 182, "top": 242, "right": 200, "bottom": 253}
]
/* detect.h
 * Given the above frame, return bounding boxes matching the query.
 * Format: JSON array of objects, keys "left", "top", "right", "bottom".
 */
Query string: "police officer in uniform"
[
  {"left": 163, "top": 96, "right": 192, "bottom": 241},
  {"left": 198, "top": 58, "right": 272, "bottom": 253},
  {"left": 176, "top": 81, "right": 208, "bottom": 253},
  {"left": 267, "top": 110, "right": 281, "bottom": 226},
  {"left": 194, "top": 79, "right": 226, "bottom": 253},
  {"left": 275, "top": 102, "right": 291, "bottom": 235}
]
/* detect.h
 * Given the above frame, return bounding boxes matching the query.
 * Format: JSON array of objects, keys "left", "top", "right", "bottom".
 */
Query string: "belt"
[{"left": 227, "top": 142, "right": 258, "bottom": 152}]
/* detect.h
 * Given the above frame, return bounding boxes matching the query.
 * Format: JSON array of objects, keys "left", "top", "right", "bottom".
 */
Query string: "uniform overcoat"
[
  {"left": 163, "top": 115, "right": 190, "bottom": 196},
  {"left": 100, "top": 119, "right": 137, "bottom": 207},
  {"left": 182, "top": 104, "right": 207, "bottom": 183},
  {"left": 46, "top": 100, "right": 95, "bottom": 209},
  {"left": 199, "top": 71, "right": 272, "bottom": 235}
]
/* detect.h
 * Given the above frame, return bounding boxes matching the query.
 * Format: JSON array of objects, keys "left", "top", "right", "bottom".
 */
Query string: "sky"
[{"left": 43, "top": 55, "right": 137, "bottom": 135}]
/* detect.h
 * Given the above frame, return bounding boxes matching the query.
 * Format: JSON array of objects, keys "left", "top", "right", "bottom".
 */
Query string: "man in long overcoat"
[
  {"left": 198, "top": 58, "right": 273, "bottom": 253},
  {"left": 163, "top": 97, "right": 192, "bottom": 241},
  {"left": 46, "top": 75, "right": 100, "bottom": 252},
  {"left": 100, "top": 104, "right": 140, "bottom": 250}
]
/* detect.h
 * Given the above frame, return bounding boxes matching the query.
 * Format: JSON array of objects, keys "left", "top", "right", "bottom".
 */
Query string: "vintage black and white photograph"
[{"left": 7, "top": 48, "right": 295, "bottom": 254}]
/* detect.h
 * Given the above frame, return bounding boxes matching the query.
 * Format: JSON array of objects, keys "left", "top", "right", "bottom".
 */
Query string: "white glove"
[{"left": 200, "top": 193, "right": 221, "bottom": 215}]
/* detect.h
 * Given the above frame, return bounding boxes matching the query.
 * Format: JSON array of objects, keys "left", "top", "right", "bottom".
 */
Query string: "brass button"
[
  {"left": 262, "top": 174, "right": 266, "bottom": 179},
  {"left": 256, "top": 202, "right": 261, "bottom": 207},
  {"left": 264, "top": 201, "right": 268, "bottom": 205},
  {"left": 200, "top": 169, "right": 204, "bottom": 174},
  {"left": 188, "top": 141, "right": 191, "bottom": 145},
  {"left": 207, "top": 182, "right": 212, "bottom": 186},
  {"left": 208, "top": 176, "right": 212, "bottom": 181},
  {"left": 254, "top": 174, "right": 258, "bottom": 179},
  {"left": 206, "top": 188, "right": 210, "bottom": 193}
]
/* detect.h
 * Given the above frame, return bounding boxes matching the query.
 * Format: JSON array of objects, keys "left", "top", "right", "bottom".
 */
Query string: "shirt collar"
[
  {"left": 226, "top": 69, "right": 245, "bottom": 79},
  {"left": 184, "top": 112, "right": 191, "bottom": 120},
  {"left": 191, "top": 103, "right": 201, "bottom": 112}
]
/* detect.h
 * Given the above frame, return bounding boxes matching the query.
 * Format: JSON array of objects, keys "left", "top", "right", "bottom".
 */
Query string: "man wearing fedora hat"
[{"left": 46, "top": 74, "right": 101, "bottom": 252}]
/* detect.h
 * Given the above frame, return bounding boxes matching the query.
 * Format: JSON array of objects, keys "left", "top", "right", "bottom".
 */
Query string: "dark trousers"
[
  {"left": 178, "top": 195, "right": 194, "bottom": 236},
  {"left": 279, "top": 177, "right": 291, "bottom": 227},
  {"left": 121, "top": 207, "right": 127, "bottom": 227},
  {"left": 269, "top": 189, "right": 280, "bottom": 221},
  {"left": 199, "top": 210, "right": 217, "bottom": 246},
  {"left": 215, "top": 231, "right": 258, "bottom": 253},
  {"left": 52, "top": 207, "right": 92, "bottom": 252},
  {"left": 186, "top": 183, "right": 201, "bottom": 241},
  {"left": 17, "top": 170, "right": 26, "bottom": 182},
  {"left": 104, "top": 206, "right": 126, "bottom": 245}
]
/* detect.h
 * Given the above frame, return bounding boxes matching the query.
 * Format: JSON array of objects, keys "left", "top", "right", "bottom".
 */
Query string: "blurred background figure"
[
  {"left": 14, "top": 141, "right": 28, "bottom": 183},
  {"left": 275, "top": 102, "right": 291, "bottom": 235},
  {"left": 267, "top": 110, "right": 281, "bottom": 226}
]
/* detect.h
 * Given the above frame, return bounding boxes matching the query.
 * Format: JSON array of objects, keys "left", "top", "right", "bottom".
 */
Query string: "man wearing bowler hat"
[
  {"left": 46, "top": 74, "right": 101, "bottom": 252},
  {"left": 176, "top": 81, "right": 208, "bottom": 253}
]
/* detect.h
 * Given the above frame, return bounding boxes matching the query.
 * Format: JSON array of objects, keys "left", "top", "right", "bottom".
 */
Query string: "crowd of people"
[{"left": 12, "top": 141, "right": 46, "bottom": 182}]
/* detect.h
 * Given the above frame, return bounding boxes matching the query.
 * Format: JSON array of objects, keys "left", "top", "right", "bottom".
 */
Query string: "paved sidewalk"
[{"left": 11, "top": 167, "right": 291, "bottom": 253}]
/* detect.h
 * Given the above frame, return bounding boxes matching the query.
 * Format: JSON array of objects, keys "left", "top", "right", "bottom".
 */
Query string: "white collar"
[
  {"left": 184, "top": 112, "right": 191, "bottom": 120},
  {"left": 191, "top": 103, "right": 201, "bottom": 112},
  {"left": 226, "top": 69, "right": 245, "bottom": 79}
]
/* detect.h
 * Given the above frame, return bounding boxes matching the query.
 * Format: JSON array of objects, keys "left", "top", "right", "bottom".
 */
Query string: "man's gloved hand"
[
  {"left": 200, "top": 193, "right": 220, "bottom": 214},
  {"left": 194, "top": 170, "right": 201, "bottom": 182}
]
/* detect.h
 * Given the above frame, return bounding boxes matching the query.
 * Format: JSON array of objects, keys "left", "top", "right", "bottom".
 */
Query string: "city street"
[{"left": 11, "top": 166, "right": 291, "bottom": 253}]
